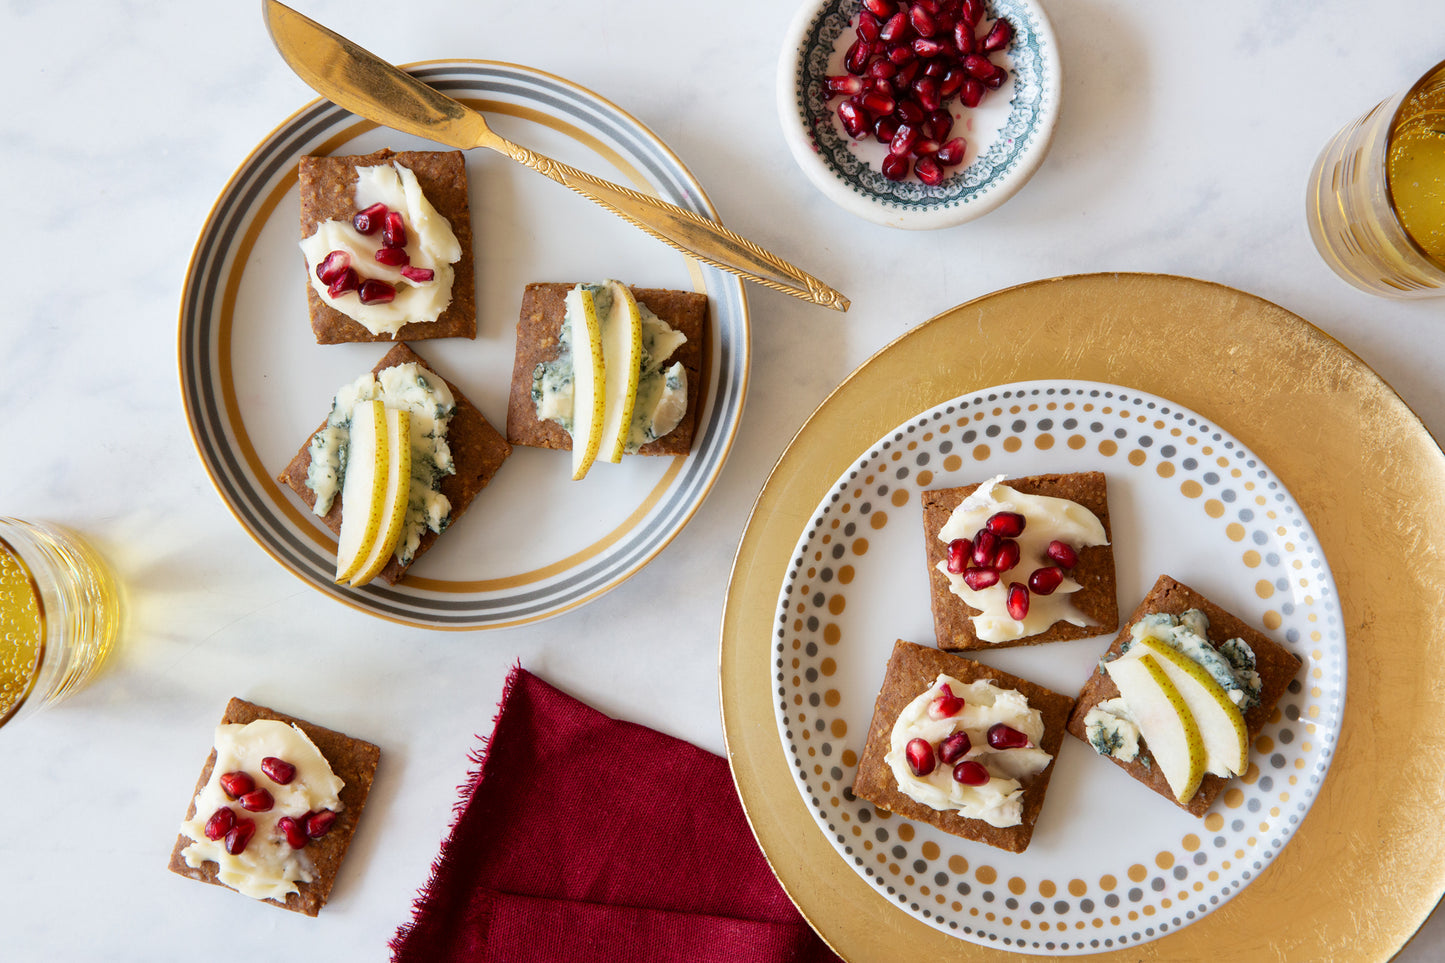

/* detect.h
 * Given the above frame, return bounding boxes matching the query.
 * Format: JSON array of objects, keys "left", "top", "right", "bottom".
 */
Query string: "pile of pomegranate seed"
[
  {"left": 204, "top": 757, "right": 336, "bottom": 854},
  {"left": 946, "top": 510, "right": 1082, "bottom": 624},
  {"left": 315, "top": 202, "right": 438, "bottom": 305},
  {"left": 825, "top": 0, "right": 1014, "bottom": 184}
]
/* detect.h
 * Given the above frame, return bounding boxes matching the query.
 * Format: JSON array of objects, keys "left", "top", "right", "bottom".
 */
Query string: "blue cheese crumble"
[
  {"left": 304, "top": 362, "right": 456, "bottom": 566},
  {"left": 1122, "top": 609, "right": 1263, "bottom": 710}
]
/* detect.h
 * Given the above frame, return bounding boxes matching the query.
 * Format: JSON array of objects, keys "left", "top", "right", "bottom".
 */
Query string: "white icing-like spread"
[
  {"left": 936, "top": 475, "right": 1109, "bottom": 643},
  {"left": 299, "top": 162, "right": 462, "bottom": 336},
  {"left": 884, "top": 674, "right": 1052, "bottom": 828},
  {"left": 179, "top": 720, "right": 345, "bottom": 902}
]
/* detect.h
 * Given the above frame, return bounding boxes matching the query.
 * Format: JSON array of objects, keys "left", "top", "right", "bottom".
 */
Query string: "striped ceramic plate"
[{"left": 180, "top": 61, "right": 749, "bottom": 629}]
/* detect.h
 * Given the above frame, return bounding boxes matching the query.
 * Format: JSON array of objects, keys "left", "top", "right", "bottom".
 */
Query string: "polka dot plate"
[{"left": 770, "top": 379, "right": 1344, "bottom": 954}]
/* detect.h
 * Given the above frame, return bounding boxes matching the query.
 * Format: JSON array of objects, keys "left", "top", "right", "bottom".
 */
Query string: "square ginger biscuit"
[
  {"left": 299, "top": 148, "right": 475, "bottom": 344},
  {"left": 923, "top": 472, "right": 1119, "bottom": 651},
  {"left": 851, "top": 640, "right": 1074, "bottom": 853},
  {"left": 505, "top": 282, "right": 708, "bottom": 456},
  {"left": 1065, "top": 574, "right": 1304, "bottom": 816},
  {"left": 276, "top": 342, "right": 511, "bottom": 584},
  {"left": 168, "top": 698, "right": 380, "bottom": 916}
]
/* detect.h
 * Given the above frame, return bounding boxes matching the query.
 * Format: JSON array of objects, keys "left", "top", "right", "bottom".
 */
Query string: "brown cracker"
[
  {"left": 504, "top": 282, "right": 709, "bottom": 456},
  {"left": 168, "top": 698, "right": 381, "bottom": 916},
  {"left": 851, "top": 640, "right": 1075, "bottom": 853},
  {"left": 923, "top": 472, "right": 1119, "bottom": 651},
  {"left": 1065, "top": 574, "right": 1304, "bottom": 816},
  {"left": 276, "top": 342, "right": 511, "bottom": 584},
  {"left": 299, "top": 149, "right": 476, "bottom": 344}
]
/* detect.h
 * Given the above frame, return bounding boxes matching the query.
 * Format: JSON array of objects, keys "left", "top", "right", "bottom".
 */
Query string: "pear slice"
[
  {"left": 1127, "top": 636, "right": 1249, "bottom": 777},
  {"left": 597, "top": 280, "right": 643, "bottom": 464},
  {"left": 566, "top": 285, "right": 606, "bottom": 480},
  {"left": 349, "top": 406, "right": 412, "bottom": 587},
  {"left": 1105, "top": 654, "right": 1206, "bottom": 803},
  {"left": 334, "top": 399, "right": 389, "bottom": 583}
]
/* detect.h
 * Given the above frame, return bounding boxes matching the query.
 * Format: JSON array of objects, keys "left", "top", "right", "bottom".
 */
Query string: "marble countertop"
[{"left": 2, "top": 0, "right": 1442, "bottom": 959}]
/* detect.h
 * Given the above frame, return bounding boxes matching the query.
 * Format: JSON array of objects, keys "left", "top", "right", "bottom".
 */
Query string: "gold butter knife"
[{"left": 263, "top": 0, "right": 848, "bottom": 311}]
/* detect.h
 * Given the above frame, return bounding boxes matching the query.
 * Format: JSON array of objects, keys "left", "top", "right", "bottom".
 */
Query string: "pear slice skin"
[
  {"left": 349, "top": 406, "right": 412, "bottom": 587},
  {"left": 1105, "top": 654, "right": 1206, "bottom": 803},
  {"left": 1128, "top": 636, "right": 1249, "bottom": 777},
  {"left": 567, "top": 285, "right": 606, "bottom": 480},
  {"left": 334, "top": 399, "right": 389, "bottom": 583},
  {"left": 597, "top": 280, "right": 643, "bottom": 464}
]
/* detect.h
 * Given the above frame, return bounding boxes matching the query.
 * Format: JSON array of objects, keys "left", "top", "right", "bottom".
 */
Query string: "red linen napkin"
[{"left": 390, "top": 667, "right": 841, "bottom": 963}]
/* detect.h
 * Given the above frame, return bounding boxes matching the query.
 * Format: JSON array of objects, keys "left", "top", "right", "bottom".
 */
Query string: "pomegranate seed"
[
  {"left": 915, "top": 154, "right": 944, "bottom": 186},
  {"left": 918, "top": 75, "right": 945, "bottom": 111},
  {"left": 260, "top": 756, "right": 296, "bottom": 785},
  {"left": 953, "top": 760, "right": 990, "bottom": 786},
  {"left": 981, "top": 19, "right": 1014, "bottom": 52},
  {"left": 277, "top": 815, "right": 309, "bottom": 850},
  {"left": 986, "top": 511, "right": 1026, "bottom": 537},
  {"left": 939, "top": 731, "right": 972, "bottom": 764},
  {"left": 375, "top": 246, "right": 410, "bottom": 267},
  {"left": 352, "top": 202, "right": 387, "bottom": 235},
  {"left": 946, "top": 537, "right": 971, "bottom": 574},
  {"left": 1046, "top": 540, "right": 1078, "bottom": 568},
  {"left": 940, "top": 67, "right": 966, "bottom": 98},
  {"left": 983, "top": 64, "right": 1007, "bottom": 89},
  {"left": 863, "top": 0, "right": 895, "bottom": 17},
  {"left": 826, "top": 74, "right": 865, "bottom": 96},
  {"left": 905, "top": 738, "right": 936, "bottom": 777},
  {"left": 1006, "top": 582, "right": 1030, "bottom": 621},
  {"left": 961, "top": 0, "right": 984, "bottom": 26},
  {"left": 935, "top": 10, "right": 955, "bottom": 34},
  {"left": 225, "top": 818, "right": 256, "bottom": 856},
  {"left": 204, "top": 807, "right": 234, "bottom": 841},
  {"left": 927, "top": 683, "right": 965, "bottom": 719},
  {"left": 315, "top": 250, "right": 351, "bottom": 285},
  {"left": 873, "top": 114, "right": 900, "bottom": 143},
  {"left": 857, "top": 11, "right": 882, "bottom": 42},
  {"left": 962, "top": 566, "right": 1000, "bottom": 590},
  {"left": 912, "top": 138, "right": 942, "bottom": 157},
  {"left": 1028, "top": 566, "right": 1064, "bottom": 595},
  {"left": 881, "top": 152, "right": 911, "bottom": 181},
  {"left": 867, "top": 60, "right": 897, "bottom": 81},
  {"left": 861, "top": 89, "right": 896, "bottom": 116},
  {"left": 871, "top": 77, "right": 895, "bottom": 95},
  {"left": 838, "top": 98, "right": 871, "bottom": 138},
  {"left": 913, "top": 37, "right": 947, "bottom": 58},
  {"left": 992, "top": 538, "right": 1021, "bottom": 572},
  {"left": 401, "top": 265, "right": 435, "bottom": 283},
  {"left": 844, "top": 38, "right": 871, "bottom": 75},
  {"left": 937, "top": 137, "right": 968, "bottom": 165},
  {"left": 987, "top": 723, "right": 1031, "bottom": 750},
  {"left": 327, "top": 267, "right": 359, "bottom": 298},
  {"left": 888, "top": 42, "right": 917, "bottom": 65},
  {"left": 890, "top": 122, "right": 920, "bottom": 156},
  {"left": 925, "top": 109, "right": 954, "bottom": 142},
  {"left": 909, "top": 5, "right": 938, "bottom": 37},
  {"left": 922, "top": 59, "right": 948, "bottom": 79},
  {"left": 239, "top": 788, "right": 274, "bottom": 812},
  {"left": 960, "top": 78, "right": 985, "bottom": 107},
  {"left": 971, "top": 529, "right": 999, "bottom": 568},
  {"left": 305, "top": 810, "right": 338, "bottom": 839},
  {"left": 359, "top": 279, "right": 396, "bottom": 304},
  {"left": 963, "top": 54, "right": 999, "bottom": 81},
  {"left": 381, "top": 211, "right": 407, "bottom": 249},
  {"left": 218, "top": 771, "right": 254, "bottom": 799},
  {"left": 896, "top": 98, "right": 925, "bottom": 124},
  {"left": 954, "top": 20, "right": 977, "bottom": 55},
  {"left": 880, "top": 11, "right": 910, "bottom": 42},
  {"left": 894, "top": 59, "right": 922, "bottom": 87}
]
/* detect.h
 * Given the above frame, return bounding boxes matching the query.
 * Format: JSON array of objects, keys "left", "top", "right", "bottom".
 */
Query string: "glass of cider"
[
  {"left": 0, "top": 518, "right": 121, "bottom": 729},
  {"left": 1306, "top": 59, "right": 1445, "bottom": 297}
]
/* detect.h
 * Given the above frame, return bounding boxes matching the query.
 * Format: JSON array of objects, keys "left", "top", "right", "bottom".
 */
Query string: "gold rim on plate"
[{"left": 720, "top": 272, "right": 1445, "bottom": 960}]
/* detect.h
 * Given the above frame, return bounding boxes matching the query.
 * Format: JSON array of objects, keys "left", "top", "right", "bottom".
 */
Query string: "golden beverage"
[
  {"left": 0, "top": 519, "right": 121, "bottom": 729},
  {"left": 1306, "top": 59, "right": 1445, "bottom": 297}
]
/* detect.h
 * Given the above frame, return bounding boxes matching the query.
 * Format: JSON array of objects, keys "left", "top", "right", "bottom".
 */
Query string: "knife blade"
[{"left": 263, "top": 0, "right": 848, "bottom": 311}]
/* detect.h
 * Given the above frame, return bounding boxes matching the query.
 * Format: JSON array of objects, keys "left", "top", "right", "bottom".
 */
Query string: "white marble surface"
[{"left": 1, "top": 1, "right": 1442, "bottom": 960}]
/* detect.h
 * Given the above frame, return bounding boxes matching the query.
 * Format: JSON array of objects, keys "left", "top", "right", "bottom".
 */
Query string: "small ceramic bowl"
[{"left": 777, "top": 0, "right": 1061, "bottom": 230}]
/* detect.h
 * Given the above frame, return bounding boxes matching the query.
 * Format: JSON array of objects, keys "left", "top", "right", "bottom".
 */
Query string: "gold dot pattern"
[{"left": 772, "top": 383, "right": 1343, "bottom": 952}]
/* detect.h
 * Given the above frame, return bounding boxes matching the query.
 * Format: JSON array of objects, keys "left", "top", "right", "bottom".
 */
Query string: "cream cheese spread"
[
  {"left": 884, "top": 674, "right": 1052, "bottom": 828},
  {"left": 179, "top": 721, "right": 344, "bottom": 902},
  {"left": 531, "top": 282, "right": 688, "bottom": 449},
  {"left": 936, "top": 475, "right": 1109, "bottom": 643},
  {"left": 305, "top": 361, "right": 456, "bottom": 566},
  {"left": 299, "top": 162, "right": 462, "bottom": 336}
]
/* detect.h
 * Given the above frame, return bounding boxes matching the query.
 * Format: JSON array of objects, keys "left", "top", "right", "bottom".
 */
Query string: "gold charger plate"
[{"left": 720, "top": 272, "right": 1445, "bottom": 960}]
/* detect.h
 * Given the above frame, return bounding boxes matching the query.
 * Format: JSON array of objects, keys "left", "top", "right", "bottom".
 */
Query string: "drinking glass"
[
  {"left": 0, "top": 518, "right": 121, "bottom": 729},
  {"left": 1306, "top": 59, "right": 1445, "bottom": 298}
]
